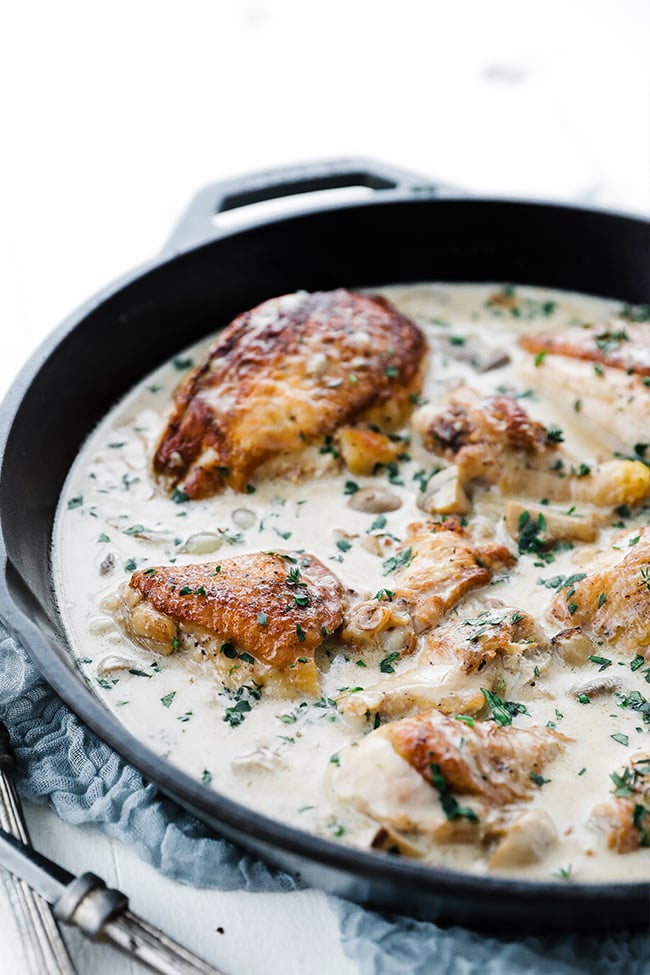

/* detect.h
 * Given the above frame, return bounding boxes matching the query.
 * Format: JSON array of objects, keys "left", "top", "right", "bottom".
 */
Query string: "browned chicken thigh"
[
  {"left": 549, "top": 526, "right": 650, "bottom": 658},
  {"left": 520, "top": 321, "right": 650, "bottom": 375},
  {"left": 154, "top": 289, "right": 426, "bottom": 497},
  {"left": 590, "top": 753, "right": 650, "bottom": 853},
  {"left": 108, "top": 552, "right": 347, "bottom": 696},
  {"left": 390, "top": 518, "right": 515, "bottom": 633},
  {"left": 519, "top": 321, "right": 650, "bottom": 452},
  {"left": 413, "top": 386, "right": 554, "bottom": 487},
  {"left": 332, "top": 709, "right": 567, "bottom": 861},
  {"left": 414, "top": 386, "right": 649, "bottom": 507}
]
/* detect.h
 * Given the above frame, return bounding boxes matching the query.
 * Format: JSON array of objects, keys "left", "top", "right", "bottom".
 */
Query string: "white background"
[{"left": 0, "top": 2, "right": 649, "bottom": 972}]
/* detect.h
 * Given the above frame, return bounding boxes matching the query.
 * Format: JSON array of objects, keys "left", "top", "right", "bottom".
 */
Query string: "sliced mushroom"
[
  {"left": 370, "top": 823, "right": 425, "bottom": 858},
  {"left": 96, "top": 653, "right": 140, "bottom": 676},
  {"left": 348, "top": 487, "right": 402, "bottom": 514},
  {"left": 98, "top": 552, "right": 116, "bottom": 576},
  {"left": 417, "top": 465, "right": 471, "bottom": 516},
  {"left": 505, "top": 500, "right": 598, "bottom": 544},
  {"left": 232, "top": 508, "right": 256, "bottom": 529},
  {"left": 571, "top": 675, "right": 622, "bottom": 699},
  {"left": 488, "top": 809, "right": 557, "bottom": 869},
  {"left": 551, "top": 627, "right": 597, "bottom": 667},
  {"left": 176, "top": 531, "right": 223, "bottom": 555}
]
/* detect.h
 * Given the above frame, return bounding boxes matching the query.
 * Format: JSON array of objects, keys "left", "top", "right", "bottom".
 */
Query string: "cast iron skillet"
[{"left": 1, "top": 159, "right": 649, "bottom": 933}]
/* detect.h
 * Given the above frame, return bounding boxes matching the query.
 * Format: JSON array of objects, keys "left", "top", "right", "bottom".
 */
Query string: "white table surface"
[{"left": 0, "top": 2, "right": 649, "bottom": 972}]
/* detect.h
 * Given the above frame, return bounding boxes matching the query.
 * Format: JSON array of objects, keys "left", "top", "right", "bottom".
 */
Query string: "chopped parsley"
[
  {"left": 374, "top": 588, "right": 395, "bottom": 602},
  {"left": 173, "top": 356, "right": 193, "bottom": 370},
  {"left": 160, "top": 691, "right": 176, "bottom": 708},
  {"left": 589, "top": 655, "right": 611, "bottom": 671},
  {"left": 223, "top": 699, "right": 252, "bottom": 727},
  {"left": 429, "top": 762, "right": 479, "bottom": 823},
  {"left": 379, "top": 652, "right": 401, "bottom": 674},
  {"left": 481, "top": 688, "right": 528, "bottom": 726},
  {"left": 529, "top": 772, "right": 551, "bottom": 787},
  {"left": 545, "top": 425, "right": 564, "bottom": 444},
  {"left": 382, "top": 547, "right": 412, "bottom": 575}
]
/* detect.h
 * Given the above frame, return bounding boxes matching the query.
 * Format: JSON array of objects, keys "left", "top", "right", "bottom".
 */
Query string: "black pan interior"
[{"left": 1, "top": 197, "right": 649, "bottom": 931}]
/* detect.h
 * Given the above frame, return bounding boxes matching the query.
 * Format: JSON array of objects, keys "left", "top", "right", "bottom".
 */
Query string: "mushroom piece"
[
  {"left": 417, "top": 465, "right": 471, "bottom": 516},
  {"left": 488, "top": 809, "right": 557, "bottom": 869},
  {"left": 551, "top": 627, "right": 598, "bottom": 667},
  {"left": 370, "top": 823, "right": 426, "bottom": 858},
  {"left": 176, "top": 531, "right": 223, "bottom": 555},
  {"left": 96, "top": 654, "right": 140, "bottom": 676},
  {"left": 348, "top": 487, "right": 402, "bottom": 514},
  {"left": 505, "top": 500, "right": 598, "bottom": 545},
  {"left": 570, "top": 675, "right": 622, "bottom": 699}
]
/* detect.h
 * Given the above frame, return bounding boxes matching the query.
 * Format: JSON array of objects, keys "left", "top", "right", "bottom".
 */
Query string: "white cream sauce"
[{"left": 53, "top": 283, "right": 650, "bottom": 884}]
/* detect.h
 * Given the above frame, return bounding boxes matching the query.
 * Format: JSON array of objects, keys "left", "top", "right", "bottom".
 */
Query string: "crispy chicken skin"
[
  {"left": 590, "top": 753, "right": 650, "bottom": 853},
  {"left": 389, "top": 518, "right": 515, "bottom": 633},
  {"left": 414, "top": 385, "right": 650, "bottom": 507},
  {"left": 153, "top": 289, "right": 426, "bottom": 497},
  {"left": 332, "top": 710, "right": 566, "bottom": 848},
  {"left": 519, "top": 323, "right": 650, "bottom": 452},
  {"left": 549, "top": 527, "right": 650, "bottom": 657},
  {"left": 520, "top": 321, "right": 650, "bottom": 375},
  {"left": 384, "top": 710, "right": 566, "bottom": 806},
  {"left": 109, "top": 552, "right": 347, "bottom": 696},
  {"left": 413, "top": 386, "right": 554, "bottom": 486},
  {"left": 339, "top": 607, "right": 550, "bottom": 725}
]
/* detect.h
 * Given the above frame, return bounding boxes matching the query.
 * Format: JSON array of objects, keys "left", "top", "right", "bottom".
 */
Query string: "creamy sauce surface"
[{"left": 53, "top": 283, "right": 650, "bottom": 884}]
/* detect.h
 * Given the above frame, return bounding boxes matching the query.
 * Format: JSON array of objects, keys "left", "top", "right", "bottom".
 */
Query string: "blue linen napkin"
[{"left": 0, "top": 624, "right": 647, "bottom": 973}]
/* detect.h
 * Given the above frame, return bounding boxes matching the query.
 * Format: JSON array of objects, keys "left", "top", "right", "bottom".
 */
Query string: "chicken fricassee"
[{"left": 54, "top": 284, "right": 650, "bottom": 882}]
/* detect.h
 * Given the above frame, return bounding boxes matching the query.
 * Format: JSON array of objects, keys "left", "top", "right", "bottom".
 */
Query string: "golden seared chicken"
[
  {"left": 414, "top": 386, "right": 649, "bottom": 508},
  {"left": 339, "top": 518, "right": 514, "bottom": 662},
  {"left": 414, "top": 386, "right": 554, "bottom": 486},
  {"left": 153, "top": 289, "right": 426, "bottom": 497},
  {"left": 590, "top": 753, "right": 650, "bottom": 853},
  {"left": 549, "top": 526, "right": 650, "bottom": 658},
  {"left": 107, "top": 552, "right": 347, "bottom": 696},
  {"left": 332, "top": 710, "right": 566, "bottom": 862},
  {"left": 519, "top": 321, "right": 650, "bottom": 452},
  {"left": 338, "top": 607, "right": 550, "bottom": 726},
  {"left": 389, "top": 518, "right": 515, "bottom": 633},
  {"left": 520, "top": 320, "right": 650, "bottom": 376}
]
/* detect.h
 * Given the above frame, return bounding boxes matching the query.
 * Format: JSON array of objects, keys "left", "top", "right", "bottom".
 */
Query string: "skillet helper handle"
[
  {"left": 164, "top": 156, "right": 456, "bottom": 254},
  {"left": 53, "top": 870, "right": 224, "bottom": 975},
  {"left": 102, "top": 910, "right": 225, "bottom": 975},
  {"left": 0, "top": 724, "right": 77, "bottom": 975}
]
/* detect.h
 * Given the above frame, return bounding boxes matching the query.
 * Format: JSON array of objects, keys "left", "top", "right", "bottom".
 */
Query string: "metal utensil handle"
[
  {"left": 102, "top": 909, "right": 225, "bottom": 975},
  {"left": 0, "top": 728, "right": 77, "bottom": 975},
  {"left": 163, "top": 156, "right": 461, "bottom": 254}
]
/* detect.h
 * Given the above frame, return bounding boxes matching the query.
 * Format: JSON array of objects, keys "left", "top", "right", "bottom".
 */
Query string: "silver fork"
[{"left": 0, "top": 720, "right": 77, "bottom": 975}]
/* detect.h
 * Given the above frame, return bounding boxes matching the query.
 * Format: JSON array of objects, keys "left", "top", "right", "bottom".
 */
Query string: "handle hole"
[{"left": 212, "top": 185, "right": 378, "bottom": 231}]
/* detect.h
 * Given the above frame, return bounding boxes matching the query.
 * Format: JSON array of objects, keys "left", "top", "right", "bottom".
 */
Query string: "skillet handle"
[{"left": 163, "top": 157, "right": 459, "bottom": 254}]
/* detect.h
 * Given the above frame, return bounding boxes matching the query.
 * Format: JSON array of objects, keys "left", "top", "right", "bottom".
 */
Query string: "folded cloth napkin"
[{"left": 0, "top": 624, "right": 647, "bottom": 974}]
